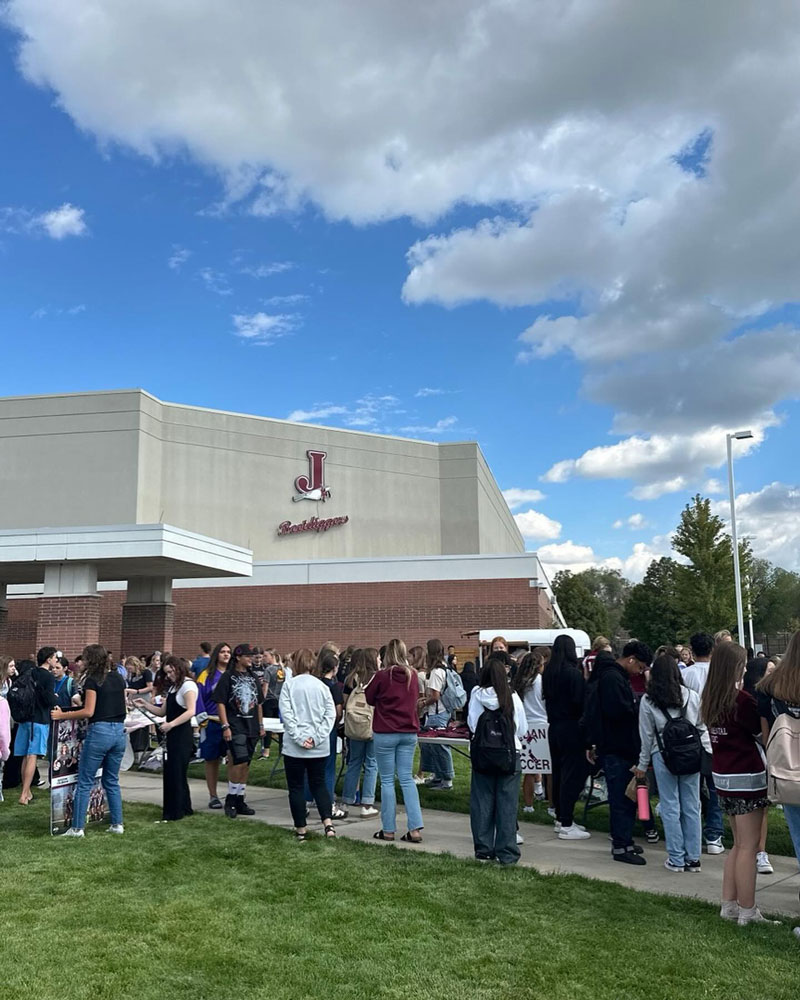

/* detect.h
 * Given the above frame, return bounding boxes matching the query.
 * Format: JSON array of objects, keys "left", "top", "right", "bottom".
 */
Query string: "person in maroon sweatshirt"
[
  {"left": 701, "top": 641, "right": 774, "bottom": 927},
  {"left": 365, "top": 638, "right": 424, "bottom": 843}
]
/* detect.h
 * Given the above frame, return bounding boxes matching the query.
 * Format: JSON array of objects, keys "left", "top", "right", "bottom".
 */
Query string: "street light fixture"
[{"left": 727, "top": 429, "right": 753, "bottom": 645}]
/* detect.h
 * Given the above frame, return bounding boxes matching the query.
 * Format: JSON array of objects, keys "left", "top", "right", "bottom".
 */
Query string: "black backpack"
[
  {"left": 470, "top": 707, "right": 516, "bottom": 776},
  {"left": 7, "top": 670, "right": 39, "bottom": 724},
  {"left": 654, "top": 701, "right": 703, "bottom": 776}
]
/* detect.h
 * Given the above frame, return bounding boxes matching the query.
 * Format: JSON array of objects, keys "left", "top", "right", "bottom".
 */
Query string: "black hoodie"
[{"left": 593, "top": 651, "right": 640, "bottom": 760}]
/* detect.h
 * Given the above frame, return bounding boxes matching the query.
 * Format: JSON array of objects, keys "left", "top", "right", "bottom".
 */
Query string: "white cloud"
[
  {"left": 31, "top": 303, "right": 86, "bottom": 319},
  {"left": 613, "top": 513, "right": 647, "bottom": 530},
  {"left": 711, "top": 482, "right": 800, "bottom": 571},
  {"left": 240, "top": 261, "right": 294, "bottom": 279},
  {"left": 704, "top": 478, "right": 725, "bottom": 495},
  {"left": 37, "top": 202, "right": 87, "bottom": 239},
  {"left": 168, "top": 245, "right": 191, "bottom": 270},
  {"left": 2, "top": 201, "right": 87, "bottom": 239},
  {"left": 264, "top": 293, "right": 309, "bottom": 306},
  {"left": 288, "top": 404, "right": 348, "bottom": 423},
  {"left": 538, "top": 533, "right": 675, "bottom": 582},
  {"left": 415, "top": 387, "right": 451, "bottom": 398},
  {"left": 502, "top": 487, "right": 546, "bottom": 509},
  {"left": 398, "top": 416, "right": 458, "bottom": 435},
  {"left": 232, "top": 312, "right": 296, "bottom": 345},
  {"left": 513, "top": 509, "right": 562, "bottom": 541},
  {"left": 543, "top": 424, "right": 769, "bottom": 500},
  {"left": 199, "top": 267, "right": 232, "bottom": 295}
]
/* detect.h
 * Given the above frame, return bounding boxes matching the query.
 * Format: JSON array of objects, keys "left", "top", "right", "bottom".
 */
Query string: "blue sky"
[{"left": 2, "top": 4, "right": 799, "bottom": 579}]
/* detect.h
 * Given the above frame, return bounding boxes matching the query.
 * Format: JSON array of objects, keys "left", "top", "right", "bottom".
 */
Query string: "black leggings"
[
  {"left": 284, "top": 755, "right": 332, "bottom": 827},
  {"left": 549, "top": 720, "right": 588, "bottom": 827}
]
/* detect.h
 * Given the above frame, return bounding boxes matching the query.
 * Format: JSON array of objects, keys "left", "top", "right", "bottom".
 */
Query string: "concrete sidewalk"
[{"left": 119, "top": 772, "right": 800, "bottom": 918}]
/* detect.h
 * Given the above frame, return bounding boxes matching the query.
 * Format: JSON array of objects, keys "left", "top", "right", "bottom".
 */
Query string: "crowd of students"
[{"left": 2, "top": 627, "right": 799, "bottom": 934}]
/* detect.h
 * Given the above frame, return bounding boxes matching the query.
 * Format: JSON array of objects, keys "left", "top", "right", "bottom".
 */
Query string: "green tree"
[
  {"left": 621, "top": 557, "right": 685, "bottom": 649},
  {"left": 749, "top": 560, "right": 800, "bottom": 634},
  {"left": 552, "top": 570, "right": 610, "bottom": 637},
  {"left": 576, "top": 567, "right": 631, "bottom": 642},
  {"left": 672, "top": 495, "right": 750, "bottom": 637}
]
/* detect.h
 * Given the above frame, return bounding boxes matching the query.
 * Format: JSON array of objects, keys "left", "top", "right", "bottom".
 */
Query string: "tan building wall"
[{"left": 0, "top": 390, "right": 524, "bottom": 560}]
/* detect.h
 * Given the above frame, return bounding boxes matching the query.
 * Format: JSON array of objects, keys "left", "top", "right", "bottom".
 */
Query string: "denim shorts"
[
  {"left": 199, "top": 721, "right": 226, "bottom": 761},
  {"left": 14, "top": 721, "right": 49, "bottom": 757}
]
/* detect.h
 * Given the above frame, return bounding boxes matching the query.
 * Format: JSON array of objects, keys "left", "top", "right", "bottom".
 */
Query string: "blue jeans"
[
  {"left": 342, "top": 738, "right": 377, "bottom": 805},
  {"left": 470, "top": 760, "right": 521, "bottom": 864},
  {"left": 783, "top": 804, "right": 800, "bottom": 869},
  {"left": 72, "top": 722, "right": 126, "bottom": 830},
  {"left": 419, "top": 711, "right": 454, "bottom": 781},
  {"left": 602, "top": 753, "right": 636, "bottom": 852},
  {"left": 373, "top": 732, "right": 424, "bottom": 834},
  {"left": 652, "top": 752, "right": 702, "bottom": 865},
  {"left": 701, "top": 772, "right": 724, "bottom": 842}
]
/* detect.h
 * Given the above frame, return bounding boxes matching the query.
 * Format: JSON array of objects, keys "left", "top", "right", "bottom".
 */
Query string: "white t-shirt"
[
  {"left": 426, "top": 666, "right": 447, "bottom": 715},
  {"left": 171, "top": 679, "right": 198, "bottom": 710},
  {"left": 521, "top": 673, "right": 547, "bottom": 726},
  {"left": 681, "top": 661, "right": 710, "bottom": 696}
]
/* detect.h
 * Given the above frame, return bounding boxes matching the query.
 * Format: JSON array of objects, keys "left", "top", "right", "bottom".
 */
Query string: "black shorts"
[{"left": 228, "top": 732, "right": 258, "bottom": 765}]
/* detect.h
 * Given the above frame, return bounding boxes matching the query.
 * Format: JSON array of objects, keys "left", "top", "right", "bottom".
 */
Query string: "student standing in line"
[
  {"left": 635, "top": 654, "right": 709, "bottom": 873},
  {"left": 366, "top": 638, "right": 424, "bottom": 843},
  {"left": 136, "top": 656, "right": 198, "bottom": 822},
  {"left": 408, "top": 645, "right": 429, "bottom": 784},
  {"left": 316, "top": 648, "right": 348, "bottom": 818},
  {"left": 52, "top": 644, "right": 127, "bottom": 837},
  {"left": 260, "top": 648, "right": 287, "bottom": 759},
  {"left": 190, "top": 641, "right": 212, "bottom": 679},
  {"left": 0, "top": 655, "right": 12, "bottom": 801},
  {"left": 213, "top": 644, "right": 265, "bottom": 819},
  {"left": 124, "top": 656, "right": 153, "bottom": 766},
  {"left": 279, "top": 648, "right": 337, "bottom": 840},
  {"left": 468, "top": 657, "right": 527, "bottom": 864},
  {"left": 418, "top": 639, "right": 454, "bottom": 790},
  {"left": 683, "top": 632, "right": 725, "bottom": 856},
  {"left": 543, "top": 634, "right": 590, "bottom": 842},
  {"left": 756, "top": 629, "right": 800, "bottom": 869},
  {"left": 341, "top": 647, "right": 380, "bottom": 818},
  {"left": 195, "top": 642, "right": 232, "bottom": 808},
  {"left": 14, "top": 647, "right": 59, "bottom": 805},
  {"left": 512, "top": 650, "right": 549, "bottom": 810},
  {"left": 701, "top": 641, "right": 775, "bottom": 926}
]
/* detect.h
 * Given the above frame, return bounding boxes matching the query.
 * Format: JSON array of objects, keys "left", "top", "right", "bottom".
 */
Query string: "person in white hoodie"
[
  {"left": 468, "top": 656, "right": 527, "bottom": 865},
  {"left": 279, "top": 647, "right": 337, "bottom": 841},
  {"left": 634, "top": 653, "right": 711, "bottom": 873}
]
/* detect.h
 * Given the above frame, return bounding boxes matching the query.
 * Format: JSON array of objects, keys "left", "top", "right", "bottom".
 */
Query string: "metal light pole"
[{"left": 726, "top": 429, "right": 753, "bottom": 645}]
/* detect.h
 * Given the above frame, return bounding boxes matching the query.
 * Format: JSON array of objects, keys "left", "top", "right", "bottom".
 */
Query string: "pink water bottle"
[{"left": 636, "top": 783, "right": 651, "bottom": 822}]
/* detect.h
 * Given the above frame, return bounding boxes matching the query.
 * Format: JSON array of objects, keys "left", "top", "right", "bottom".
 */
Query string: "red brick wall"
[
  {"left": 4, "top": 578, "right": 544, "bottom": 660},
  {"left": 35, "top": 595, "right": 101, "bottom": 655},
  {"left": 121, "top": 603, "right": 175, "bottom": 658}
]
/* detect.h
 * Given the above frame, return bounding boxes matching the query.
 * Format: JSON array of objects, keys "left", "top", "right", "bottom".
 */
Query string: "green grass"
[
  {"left": 1, "top": 795, "right": 799, "bottom": 1000},
  {"left": 193, "top": 747, "right": 800, "bottom": 857}
]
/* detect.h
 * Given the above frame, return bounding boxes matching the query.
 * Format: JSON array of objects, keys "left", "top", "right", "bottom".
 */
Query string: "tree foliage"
[
  {"left": 621, "top": 558, "right": 685, "bottom": 649},
  {"left": 574, "top": 567, "right": 631, "bottom": 641},
  {"left": 552, "top": 570, "right": 610, "bottom": 638}
]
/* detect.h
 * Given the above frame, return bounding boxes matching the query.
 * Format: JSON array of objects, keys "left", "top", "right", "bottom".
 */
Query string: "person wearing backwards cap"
[{"left": 211, "top": 644, "right": 266, "bottom": 819}]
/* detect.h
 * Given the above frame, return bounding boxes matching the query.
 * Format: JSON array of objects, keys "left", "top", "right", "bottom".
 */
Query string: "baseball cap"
[{"left": 234, "top": 643, "right": 256, "bottom": 658}]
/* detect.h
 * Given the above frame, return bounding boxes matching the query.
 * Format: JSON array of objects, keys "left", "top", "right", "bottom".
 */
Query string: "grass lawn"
[
  {"left": 194, "top": 746, "right": 800, "bottom": 857},
  {"left": 2, "top": 795, "right": 799, "bottom": 1000}
]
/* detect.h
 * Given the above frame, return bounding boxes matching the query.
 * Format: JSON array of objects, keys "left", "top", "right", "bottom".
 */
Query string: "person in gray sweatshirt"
[
  {"left": 634, "top": 653, "right": 711, "bottom": 873},
  {"left": 279, "top": 648, "right": 337, "bottom": 840}
]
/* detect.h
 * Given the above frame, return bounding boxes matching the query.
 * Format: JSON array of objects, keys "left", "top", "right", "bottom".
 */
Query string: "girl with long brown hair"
[
  {"left": 701, "top": 642, "right": 774, "bottom": 925},
  {"left": 417, "top": 638, "right": 454, "bottom": 790},
  {"left": 512, "top": 649, "right": 549, "bottom": 809},
  {"left": 341, "top": 648, "right": 380, "bottom": 817}
]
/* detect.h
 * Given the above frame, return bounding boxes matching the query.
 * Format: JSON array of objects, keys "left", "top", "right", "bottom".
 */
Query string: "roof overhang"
[{"left": 0, "top": 524, "right": 252, "bottom": 585}]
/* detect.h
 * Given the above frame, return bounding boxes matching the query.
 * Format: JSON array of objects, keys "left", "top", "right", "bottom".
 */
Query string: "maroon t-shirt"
[{"left": 364, "top": 666, "right": 420, "bottom": 734}]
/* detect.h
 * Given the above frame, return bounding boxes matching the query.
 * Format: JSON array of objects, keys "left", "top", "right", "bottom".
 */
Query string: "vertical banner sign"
[{"left": 50, "top": 720, "right": 107, "bottom": 836}]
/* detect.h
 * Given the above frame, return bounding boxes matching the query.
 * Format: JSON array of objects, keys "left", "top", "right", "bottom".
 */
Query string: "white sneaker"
[
  {"left": 705, "top": 838, "right": 725, "bottom": 855},
  {"left": 554, "top": 821, "right": 586, "bottom": 833},
  {"left": 534, "top": 785, "right": 545, "bottom": 800},
  {"left": 61, "top": 828, "right": 85, "bottom": 838},
  {"left": 756, "top": 851, "right": 774, "bottom": 874},
  {"left": 546, "top": 806, "right": 557, "bottom": 819},
  {"left": 720, "top": 901, "right": 739, "bottom": 921},
  {"left": 522, "top": 805, "right": 535, "bottom": 814},
  {"left": 413, "top": 776, "right": 426, "bottom": 785},
  {"left": 107, "top": 824, "right": 125, "bottom": 835},
  {"left": 558, "top": 825, "right": 591, "bottom": 840},
  {"left": 360, "top": 805, "right": 379, "bottom": 818},
  {"left": 738, "top": 905, "right": 780, "bottom": 926},
  {"left": 516, "top": 831, "right": 524, "bottom": 845},
  {"left": 664, "top": 859, "right": 685, "bottom": 873}
]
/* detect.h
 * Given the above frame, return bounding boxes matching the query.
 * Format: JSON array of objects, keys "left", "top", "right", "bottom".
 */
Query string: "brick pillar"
[
  {"left": 120, "top": 577, "right": 175, "bottom": 657},
  {"left": 0, "top": 584, "right": 8, "bottom": 650},
  {"left": 36, "top": 564, "right": 101, "bottom": 656}
]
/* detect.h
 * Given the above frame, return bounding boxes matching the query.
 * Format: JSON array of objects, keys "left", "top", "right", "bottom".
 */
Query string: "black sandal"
[
  {"left": 373, "top": 830, "right": 395, "bottom": 841},
  {"left": 294, "top": 830, "right": 307, "bottom": 842},
  {"left": 324, "top": 825, "right": 336, "bottom": 838},
  {"left": 400, "top": 832, "right": 423, "bottom": 844}
]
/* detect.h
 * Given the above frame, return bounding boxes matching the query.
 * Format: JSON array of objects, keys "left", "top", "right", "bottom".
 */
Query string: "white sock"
[
  {"left": 720, "top": 899, "right": 739, "bottom": 920},
  {"left": 239, "top": 784, "right": 247, "bottom": 798},
  {"left": 534, "top": 781, "right": 543, "bottom": 792},
  {"left": 228, "top": 781, "right": 238, "bottom": 796}
]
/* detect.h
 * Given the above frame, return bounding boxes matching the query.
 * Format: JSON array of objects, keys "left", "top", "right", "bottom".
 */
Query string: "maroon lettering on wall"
[{"left": 277, "top": 515, "right": 350, "bottom": 536}]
